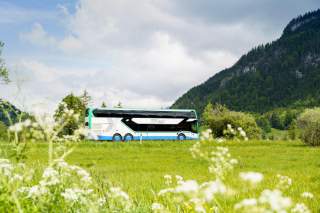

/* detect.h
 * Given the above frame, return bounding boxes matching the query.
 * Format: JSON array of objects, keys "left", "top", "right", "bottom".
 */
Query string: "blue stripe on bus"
[
  {"left": 97, "top": 135, "right": 197, "bottom": 141},
  {"left": 98, "top": 136, "right": 113, "bottom": 140}
]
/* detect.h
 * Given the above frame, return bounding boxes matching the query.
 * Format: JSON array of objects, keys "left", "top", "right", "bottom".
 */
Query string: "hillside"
[
  {"left": 0, "top": 99, "right": 23, "bottom": 125},
  {"left": 172, "top": 9, "right": 320, "bottom": 114}
]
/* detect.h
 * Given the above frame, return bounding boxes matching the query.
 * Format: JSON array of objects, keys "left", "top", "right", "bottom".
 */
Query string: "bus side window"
[{"left": 148, "top": 124, "right": 156, "bottom": 131}]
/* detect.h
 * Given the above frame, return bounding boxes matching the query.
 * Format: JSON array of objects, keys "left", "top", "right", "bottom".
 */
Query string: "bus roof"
[
  {"left": 89, "top": 108, "right": 197, "bottom": 119},
  {"left": 89, "top": 107, "right": 196, "bottom": 112}
]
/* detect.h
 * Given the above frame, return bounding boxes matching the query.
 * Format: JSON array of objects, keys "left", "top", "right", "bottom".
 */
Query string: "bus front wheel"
[
  {"left": 177, "top": 133, "right": 186, "bottom": 141},
  {"left": 112, "top": 133, "right": 122, "bottom": 142},
  {"left": 124, "top": 133, "right": 134, "bottom": 142}
]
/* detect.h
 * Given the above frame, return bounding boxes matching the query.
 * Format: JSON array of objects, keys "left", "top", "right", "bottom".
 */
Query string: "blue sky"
[{"left": 0, "top": 0, "right": 319, "bottom": 112}]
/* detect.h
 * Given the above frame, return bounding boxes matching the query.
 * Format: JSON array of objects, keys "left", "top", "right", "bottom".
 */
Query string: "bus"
[{"left": 85, "top": 108, "right": 199, "bottom": 141}]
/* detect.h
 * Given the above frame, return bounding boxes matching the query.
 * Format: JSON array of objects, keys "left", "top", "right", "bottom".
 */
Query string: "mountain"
[
  {"left": 172, "top": 9, "right": 320, "bottom": 114},
  {"left": 0, "top": 99, "right": 23, "bottom": 126}
]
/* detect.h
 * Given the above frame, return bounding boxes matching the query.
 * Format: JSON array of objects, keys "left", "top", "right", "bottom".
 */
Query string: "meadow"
[{"left": 1, "top": 139, "right": 319, "bottom": 212}]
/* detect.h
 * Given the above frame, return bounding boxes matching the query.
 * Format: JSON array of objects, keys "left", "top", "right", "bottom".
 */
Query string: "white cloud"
[
  {"left": 20, "top": 23, "right": 57, "bottom": 47},
  {"left": 15, "top": 0, "right": 305, "bottom": 111}
]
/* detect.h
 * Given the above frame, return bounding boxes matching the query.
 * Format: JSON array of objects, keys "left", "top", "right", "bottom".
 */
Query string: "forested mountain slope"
[
  {"left": 0, "top": 99, "right": 23, "bottom": 125},
  {"left": 172, "top": 9, "right": 320, "bottom": 114}
]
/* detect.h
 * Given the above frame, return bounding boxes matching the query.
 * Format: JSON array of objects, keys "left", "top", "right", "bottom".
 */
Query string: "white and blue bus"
[{"left": 85, "top": 108, "right": 199, "bottom": 141}]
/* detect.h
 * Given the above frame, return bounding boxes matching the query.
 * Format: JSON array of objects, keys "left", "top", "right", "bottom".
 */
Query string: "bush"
[
  {"left": 297, "top": 108, "right": 320, "bottom": 146},
  {"left": 202, "top": 103, "right": 261, "bottom": 139},
  {"left": 54, "top": 93, "right": 86, "bottom": 136}
]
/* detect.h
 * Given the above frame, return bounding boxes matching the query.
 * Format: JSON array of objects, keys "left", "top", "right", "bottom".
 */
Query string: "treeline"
[
  {"left": 254, "top": 108, "right": 301, "bottom": 132},
  {"left": 201, "top": 102, "right": 308, "bottom": 141}
]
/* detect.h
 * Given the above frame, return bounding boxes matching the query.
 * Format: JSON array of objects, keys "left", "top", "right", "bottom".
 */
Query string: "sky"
[{"left": 0, "top": 0, "right": 319, "bottom": 112}]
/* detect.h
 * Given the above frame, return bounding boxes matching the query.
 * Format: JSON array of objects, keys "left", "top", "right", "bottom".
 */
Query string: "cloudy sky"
[{"left": 0, "top": 0, "right": 319, "bottom": 112}]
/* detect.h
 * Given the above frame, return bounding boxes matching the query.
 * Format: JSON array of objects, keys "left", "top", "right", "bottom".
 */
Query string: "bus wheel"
[
  {"left": 112, "top": 133, "right": 122, "bottom": 142},
  {"left": 177, "top": 133, "right": 186, "bottom": 141},
  {"left": 124, "top": 133, "right": 134, "bottom": 142}
]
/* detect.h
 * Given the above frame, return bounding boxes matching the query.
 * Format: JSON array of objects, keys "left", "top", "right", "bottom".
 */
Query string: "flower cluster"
[
  {"left": 224, "top": 124, "right": 249, "bottom": 141},
  {"left": 0, "top": 156, "right": 133, "bottom": 212},
  {"left": 200, "top": 129, "right": 214, "bottom": 141},
  {"left": 190, "top": 135, "right": 238, "bottom": 179},
  {"left": 153, "top": 129, "right": 314, "bottom": 213},
  {"left": 8, "top": 102, "right": 86, "bottom": 144},
  {"left": 2, "top": 105, "right": 134, "bottom": 212},
  {"left": 235, "top": 189, "right": 292, "bottom": 212},
  {"left": 155, "top": 175, "right": 227, "bottom": 212},
  {"left": 207, "top": 147, "right": 238, "bottom": 179},
  {"left": 239, "top": 171, "right": 264, "bottom": 185},
  {"left": 276, "top": 174, "right": 293, "bottom": 190},
  {"left": 301, "top": 192, "right": 314, "bottom": 199}
]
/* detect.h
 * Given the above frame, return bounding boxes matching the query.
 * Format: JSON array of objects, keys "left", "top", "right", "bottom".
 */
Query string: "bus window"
[{"left": 191, "top": 121, "right": 198, "bottom": 133}]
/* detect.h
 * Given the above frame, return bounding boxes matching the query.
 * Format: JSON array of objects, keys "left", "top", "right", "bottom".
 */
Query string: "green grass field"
[{"left": 1, "top": 140, "right": 319, "bottom": 212}]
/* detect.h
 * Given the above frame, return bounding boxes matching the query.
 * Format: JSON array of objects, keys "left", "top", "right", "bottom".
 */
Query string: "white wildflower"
[
  {"left": 27, "top": 185, "right": 48, "bottom": 199},
  {"left": 216, "top": 137, "right": 225, "bottom": 143},
  {"left": 61, "top": 188, "right": 92, "bottom": 203},
  {"left": 0, "top": 159, "right": 13, "bottom": 176},
  {"left": 109, "top": 187, "right": 130, "bottom": 201},
  {"left": 291, "top": 203, "right": 311, "bottom": 213},
  {"left": 55, "top": 159, "right": 69, "bottom": 169},
  {"left": 201, "top": 180, "right": 226, "bottom": 202},
  {"left": 76, "top": 168, "right": 92, "bottom": 184},
  {"left": 301, "top": 192, "right": 314, "bottom": 199},
  {"left": 194, "top": 205, "right": 206, "bottom": 213},
  {"left": 42, "top": 167, "right": 59, "bottom": 178},
  {"left": 23, "top": 119, "right": 32, "bottom": 127},
  {"left": 208, "top": 147, "right": 237, "bottom": 178},
  {"left": 259, "top": 189, "right": 292, "bottom": 212},
  {"left": 97, "top": 197, "right": 106, "bottom": 206},
  {"left": 164, "top": 174, "right": 172, "bottom": 185},
  {"left": 239, "top": 129, "right": 247, "bottom": 137},
  {"left": 200, "top": 129, "right": 213, "bottom": 141},
  {"left": 276, "top": 174, "right": 292, "bottom": 189},
  {"left": 230, "top": 159, "right": 238, "bottom": 165},
  {"left": 151, "top": 202, "right": 164, "bottom": 211},
  {"left": 40, "top": 167, "right": 60, "bottom": 186},
  {"left": 12, "top": 174, "right": 23, "bottom": 181},
  {"left": 239, "top": 172, "right": 264, "bottom": 184},
  {"left": 61, "top": 188, "right": 81, "bottom": 202},
  {"left": 9, "top": 123, "right": 23, "bottom": 132},
  {"left": 190, "top": 141, "right": 202, "bottom": 158},
  {"left": 175, "top": 175, "right": 183, "bottom": 183},
  {"left": 17, "top": 187, "right": 30, "bottom": 194},
  {"left": 175, "top": 180, "right": 199, "bottom": 195},
  {"left": 158, "top": 188, "right": 175, "bottom": 196},
  {"left": 234, "top": 198, "right": 258, "bottom": 209}
]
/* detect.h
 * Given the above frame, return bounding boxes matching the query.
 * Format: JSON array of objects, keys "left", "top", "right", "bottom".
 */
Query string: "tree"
[
  {"left": 54, "top": 93, "right": 86, "bottom": 135},
  {"left": 101, "top": 102, "right": 107, "bottom": 108},
  {"left": 80, "top": 90, "right": 92, "bottom": 107},
  {"left": 284, "top": 110, "right": 297, "bottom": 129},
  {"left": 202, "top": 102, "right": 213, "bottom": 126},
  {"left": 0, "top": 42, "right": 9, "bottom": 84},
  {"left": 270, "top": 112, "right": 284, "bottom": 129},
  {"left": 256, "top": 116, "right": 271, "bottom": 133},
  {"left": 202, "top": 103, "right": 227, "bottom": 125},
  {"left": 115, "top": 102, "right": 122, "bottom": 108}
]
